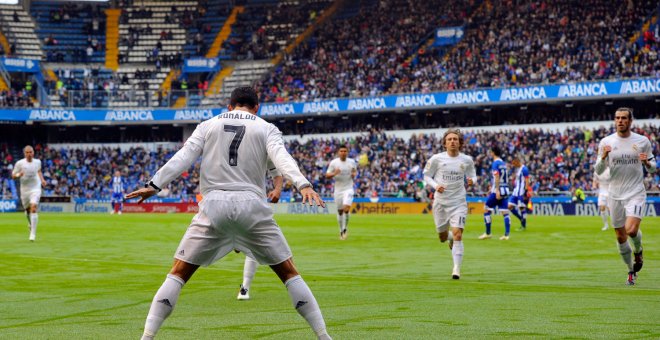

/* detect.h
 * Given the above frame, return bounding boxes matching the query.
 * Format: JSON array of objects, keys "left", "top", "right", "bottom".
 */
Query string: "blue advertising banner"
[
  {"left": 0, "top": 200, "right": 19, "bottom": 212},
  {"left": 257, "top": 78, "right": 660, "bottom": 117},
  {"left": 182, "top": 58, "right": 220, "bottom": 73},
  {"left": 0, "top": 78, "right": 659, "bottom": 121},
  {"left": 433, "top": 26, "right": 464, "bottom": 46},
  {"left": 1, "top": 57, "right": 40, "bottom": 72},
  {"left": 0, "top": 108, "right": 229, "bottom": 122}
]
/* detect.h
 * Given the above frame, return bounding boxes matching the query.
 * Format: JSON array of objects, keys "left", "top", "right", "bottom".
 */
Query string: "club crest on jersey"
[
  {"left": 632, "top": 144, "right": 638, "bottom": 152},
  {"left": 460, "top": 164, "right": 465, "bottom": 170}
]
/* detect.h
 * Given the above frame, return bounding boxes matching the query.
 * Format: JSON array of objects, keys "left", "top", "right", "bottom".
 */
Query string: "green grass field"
[{"left": 0, "top": 213, "right": 658, "bottom": 339}]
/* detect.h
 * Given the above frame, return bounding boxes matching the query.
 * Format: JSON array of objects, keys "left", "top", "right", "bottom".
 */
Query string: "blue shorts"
[
  {"left": 111, "top": 192, "right": 123, "bottom": 203},
  {"left": 508, "top": 195, "right": 525, "bottom": 207},
  {"left": 485, "top": 193, "right": 509, "bottom": 211}
]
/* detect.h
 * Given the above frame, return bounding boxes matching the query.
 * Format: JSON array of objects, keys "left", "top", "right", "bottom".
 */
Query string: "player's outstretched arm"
[
  {"left": 150, "top": 142, "right": 203, "bottom": 190},
  {"left": 300, "top": 186, "right": 325, "bottom": 207},
  {"left": 125, "top": 186, "right": 158, "bottom": 204},
  {"left": 265, "top": 125, "right": 313, "bottom": 191}
]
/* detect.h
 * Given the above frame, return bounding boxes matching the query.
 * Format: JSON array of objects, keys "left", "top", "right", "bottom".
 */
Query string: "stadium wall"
[{"left": 2, "top": 199, "right": 658, "bottom": 217}]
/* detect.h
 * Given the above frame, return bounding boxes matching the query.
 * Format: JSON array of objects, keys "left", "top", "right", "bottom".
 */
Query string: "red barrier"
[{"left": 123, "top": 203, "right": 199, "bottom": 213}]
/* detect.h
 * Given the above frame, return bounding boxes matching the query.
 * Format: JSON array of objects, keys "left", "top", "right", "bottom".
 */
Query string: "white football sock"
[
  {"left": 447, "top": 231, "right": 454, "bottom": 242},
  {"left": 629, "top": 230, "right": 642, "bottom": 254},
  {"left": 285, "top": 275, "right": 328, "bottom": 338},
  {"left": 242, "top": 256, "right": 258, "bottom": 291},
  {"left": 30, "top": 213, "right": 38, "bottom": 239},
  {"left": 452, "top": 240, "right": 463, "bottom": 269},
  {"left": 617, "top": 241, "right": 634, "bottom": 272},
  {"left": 336, "top": 213, "right": 343, "bottom": 233},
  {"left": 341, "top": 213, "right": 347, "bottom": 233},
  {"left": 600, "top": 209, "right": 608, "bottom": 226},
  {"left": 344, "top": 213, "right": 349, "bottom": 231},
  {"left": 142, "top": 274, "right": 185, "bottom": 340}
]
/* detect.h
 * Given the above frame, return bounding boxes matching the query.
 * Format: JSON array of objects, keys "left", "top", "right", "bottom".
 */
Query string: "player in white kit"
[
  {"left": 12, "top": 145, "right": 46, "bottom": 241},
  {"left": 237, "top": 159, "right": 283, "bottom": 300},
  {"left": 592, "top": 167, "right": 611, "bottom": 231},
  {"left": 127, "top": 87, "right": 331, "bottom": 340},
  {"left": 325, "top": 146, "right": 357, "bottom": 240},
  {"left": 423, "top": 129, "right": 477, "bottom": 280},
  {"left": 594, "top": 108, "right": 656, "bottom": 285}
]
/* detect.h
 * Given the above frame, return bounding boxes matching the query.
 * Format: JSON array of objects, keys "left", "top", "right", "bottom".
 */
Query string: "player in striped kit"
[
  {"left": 479, "top": 146, "right": 511, "bottom": 240},
  {"left": 507, "top": 158, "right": 530, "bottom": 231},
  {"left": 111, "top": 170, "right": 126, "bottom": 215}
]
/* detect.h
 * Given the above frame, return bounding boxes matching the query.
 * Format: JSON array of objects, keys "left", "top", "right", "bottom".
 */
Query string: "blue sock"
[
  {"left": 510, "top": 207, "right": 522, "bottom": 222},
  {"left": 484, "top": 211, "right": 492, "bottom": 234},
  {"left": 503, "top": 214, "right": 511, "bottom": 236},
  {"left": 521, "top": 209, "right": 527, "bottom": 227}
]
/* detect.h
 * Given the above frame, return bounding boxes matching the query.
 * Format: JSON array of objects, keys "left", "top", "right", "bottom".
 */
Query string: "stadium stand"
[
  {"left": 255, "top": 0, "right": 477, "bottom": 102},
  {"left": 200, "top": 0, "right": 334, "bottom": 107},
  {"left": 2, "top": 123, "right": 658, "bottom": 200},
  {"left": 256, "top": 0, "right": 660, "bottom": 102},
  {"left": 0, "top": 4, "right": 42, "bottom": 60},
  {"left": 181, "top": 0, "right": 229, "bottom": 58},
  {"left": 31, "top": 1, "right": 108, "bottom": 63}
]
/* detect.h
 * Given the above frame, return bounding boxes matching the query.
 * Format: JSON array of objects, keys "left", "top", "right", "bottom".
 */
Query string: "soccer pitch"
[{"left": 0, "top": 213, "right": 658, "bottom": 339}]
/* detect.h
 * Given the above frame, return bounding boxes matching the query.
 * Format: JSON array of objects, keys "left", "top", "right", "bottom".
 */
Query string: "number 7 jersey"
[{"left": 185, "top": 110, "right": 310, "bottom": 197}]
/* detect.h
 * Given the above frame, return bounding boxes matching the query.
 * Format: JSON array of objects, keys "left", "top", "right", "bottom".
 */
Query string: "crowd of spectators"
[
  {"left": 257, "top": 0, "right": 660, "bottom": 102},
  {"left": 0, "top": 89, "right": 34, "bottom": 108},
  {"left": 41, "top": 2, "right": 106, "bottom": 63},
  {"left": 2, "top": 124, "right": 658, "bottom": 201},
  {"left": 224, "top": 0, "right": 332, "bottom": 60},
  {"left": 119, "top": 4, "right": 206, "bottom": 65},
  {"left": 256, "top": 0, "right": 475, "bottom": 102},
  {"left": 392, "top": 0, "right": 660, "bottom": 94}
]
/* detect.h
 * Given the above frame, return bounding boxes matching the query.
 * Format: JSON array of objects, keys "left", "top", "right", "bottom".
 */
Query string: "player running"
[
  {"left": 325, "top": 145, "right": 357, "bottom": 240},
  {"left": 507, "top": 157, "right": 530, "bottom": 231},
  {"left": 479, "top": 146, "right": 511, "bottom": 240},
  {"left": 592, "top": 167, "right": 611, "bottom": 231},
  {"left": 12, "top": 145, "right": 46, "bottom": 241},
  {"left": 595, "top": 107, "right": 656, "bottom": 285},
  {"left": 423, "top": 129, "right": 477, "bottom": 279}
]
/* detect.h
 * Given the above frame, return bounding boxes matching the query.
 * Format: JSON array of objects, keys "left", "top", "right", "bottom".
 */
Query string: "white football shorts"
[
  {"left": 20, "top": 190, "right": 41, "bottom": 209},
  {"left": 334, "top": 189, "right": 354, "bottom": 208},
  {"left": 608, "top": 195, "right": 646, "bottom": 229},
  {"left": 174, "top": 190, "right": 292, "bottom": 266},
  {"left": 597, "top": 192, "right": 609, "bottom": 207},
  {"left": 432, "top": 199, "right": 467, "bottom": 233}
]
